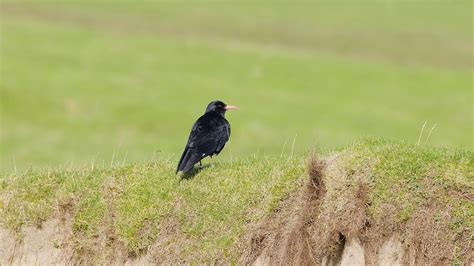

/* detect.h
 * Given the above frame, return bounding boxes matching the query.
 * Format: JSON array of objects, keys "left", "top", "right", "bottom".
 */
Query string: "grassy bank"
[
  {"left": 0, "top": 156, "right": 306, "bottom": 263},
  {"left": 1, "top": 139, "right": 472, "bottom": 263}
]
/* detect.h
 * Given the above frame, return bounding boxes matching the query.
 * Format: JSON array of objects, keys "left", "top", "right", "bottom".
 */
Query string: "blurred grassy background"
[{"left": 1, "top": 1, "right": 472, "bottom": 172}]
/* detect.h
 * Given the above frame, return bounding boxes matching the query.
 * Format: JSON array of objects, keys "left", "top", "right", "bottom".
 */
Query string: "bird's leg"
[{"left": 199, "top": 161, "right": 202, "bottom": 167}]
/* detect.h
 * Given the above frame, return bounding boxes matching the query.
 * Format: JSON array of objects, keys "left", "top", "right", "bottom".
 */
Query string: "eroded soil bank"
[
  {"left": 2, "top": 142, "right": 473, "bottom": 265},
  {"left": 0, "top": 157, "right": 403, "bottom": 265}
]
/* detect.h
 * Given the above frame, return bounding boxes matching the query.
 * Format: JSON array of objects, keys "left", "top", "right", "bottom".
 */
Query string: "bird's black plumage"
[{"left": 176, "top": 100, "right": 238, "bottom": 174}]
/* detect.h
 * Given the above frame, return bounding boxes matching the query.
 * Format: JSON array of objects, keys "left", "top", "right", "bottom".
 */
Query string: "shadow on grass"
[{"left": 180, "top": 164, "right": 212, "bottom": 180}]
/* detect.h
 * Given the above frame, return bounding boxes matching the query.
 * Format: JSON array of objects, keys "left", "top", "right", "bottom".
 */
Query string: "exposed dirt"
[{"left": 1, "top": 219, "right": 66, "bottom": 265}]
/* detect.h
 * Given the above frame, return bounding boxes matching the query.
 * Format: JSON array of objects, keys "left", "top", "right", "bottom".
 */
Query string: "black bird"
[{"left": 176, "top": 100, "right": 239, "bottom": 174}]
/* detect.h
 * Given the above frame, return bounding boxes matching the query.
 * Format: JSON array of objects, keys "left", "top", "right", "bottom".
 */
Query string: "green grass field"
[
  {"left": 1, "top": 3, "right": 472, "bottom": 263},
  {"left": 1, "top": 1, "right": 472, "bottom": 172}
]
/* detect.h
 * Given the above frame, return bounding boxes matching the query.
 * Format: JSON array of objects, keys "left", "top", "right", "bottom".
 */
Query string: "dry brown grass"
[{"left": 241, "top": 153, "right": 327, "bottom": 265}]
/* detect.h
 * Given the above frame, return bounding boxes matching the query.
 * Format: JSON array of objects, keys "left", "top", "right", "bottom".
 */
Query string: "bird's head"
[{"left": 205, "top": 100, "right": 239, "bottom": 116}]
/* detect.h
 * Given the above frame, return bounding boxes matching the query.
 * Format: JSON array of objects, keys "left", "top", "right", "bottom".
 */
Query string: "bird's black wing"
[
  {"left": 176, "top": 113, "right": 230, "bottom": 173},
  {"left": 213, "top": 119, "right": 230, "bottom": 156},
  {"left": 188, "top": 114, "right": 230, "bottom": 155}
]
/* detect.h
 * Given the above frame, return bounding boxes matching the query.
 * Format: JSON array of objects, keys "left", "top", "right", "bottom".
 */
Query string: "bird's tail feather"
[{"left": 176, "top": 147, "right": 202, "bottom": 174}]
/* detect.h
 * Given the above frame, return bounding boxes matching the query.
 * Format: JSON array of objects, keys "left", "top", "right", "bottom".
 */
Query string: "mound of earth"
[{"left": 1, "top": 140, "right": 472, "bottom": 264}]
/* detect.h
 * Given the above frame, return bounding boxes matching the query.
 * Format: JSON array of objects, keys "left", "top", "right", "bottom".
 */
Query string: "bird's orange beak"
[{"left": 224, "top": 105, "right": 239, "bottom": 110}]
